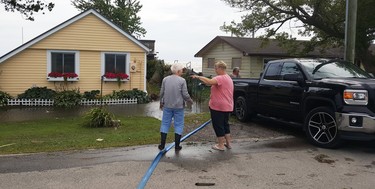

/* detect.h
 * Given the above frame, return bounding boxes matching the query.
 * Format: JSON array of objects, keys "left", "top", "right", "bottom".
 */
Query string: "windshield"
[{"left": 302, "top": 60, "right": 372, "bottom": 79}]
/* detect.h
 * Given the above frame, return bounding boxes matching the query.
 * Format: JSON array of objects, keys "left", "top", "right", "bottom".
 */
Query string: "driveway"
[{"left": 1, "top": 117, "right": 375, "bottom": 189}]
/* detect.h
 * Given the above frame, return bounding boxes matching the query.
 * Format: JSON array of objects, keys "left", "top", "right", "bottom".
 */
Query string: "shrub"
[
  {"left": 82, "top": 90, "right": 100, "bottom": 100},
  {"left": 146, "top": 60, "right": 156, "bottom": 81},
  {"left": 106, "top": 89, "right": 150, "bottom": 104},
  {"left": 184, "top": 72, "right": 210, "bottom": 103},
  {"left": 82, "top": 107, "right": 120, "bottom": 128},
  {"left": 54, "top": 89, "right": 82, "bottom": 108},
  {"left": 17, "top": 87, "right": 56, "bottom": 99},
  {"left": 0, "top": 91, "right": 12, "bottom": 106}
]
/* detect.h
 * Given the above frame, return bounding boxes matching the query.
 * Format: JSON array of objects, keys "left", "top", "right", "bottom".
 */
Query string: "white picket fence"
[
  {"left": 80, "top": 98, "right": 137, "bottom": 105},
  {"left": 7, "top": 99, "right": 54, "bottom": 106},
  {"left": 6, "top": 98, "right": 137, "bottom": 106}
]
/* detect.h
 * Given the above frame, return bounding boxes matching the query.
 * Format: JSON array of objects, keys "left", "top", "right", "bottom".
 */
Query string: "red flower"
[
  {"left": 48, "top": 72, "right": 78, "bottom": 78},
  {"left": 104, "top": 72, "right": 117, "bottom": 79},
  {"left": 116, "top": 73, "right": 129, "bottom": 79},
  {"left": 48, "top": 72, "right": 63, "bottom": 78},
  {"left": 62, "top": 73, "right": 78, "bottom": 78},
  {"left": 104, "top": 72, "right": 129, "bottom": 80}
]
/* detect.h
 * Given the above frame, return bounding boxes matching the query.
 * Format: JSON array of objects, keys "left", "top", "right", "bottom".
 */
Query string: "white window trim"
[
  {"left": 101, "top": 52, "right": 130, "bottom": 82},
  {"left": 46, "top": 50, "right": 80, "bottom": 81}
]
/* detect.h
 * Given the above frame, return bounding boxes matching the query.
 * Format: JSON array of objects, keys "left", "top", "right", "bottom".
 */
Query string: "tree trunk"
[
  {"left": 357, "top": 49, "right": 375, "bottom": 75},
  {"left": 149, "top": 70, "right": 161, "bottom": 84}
]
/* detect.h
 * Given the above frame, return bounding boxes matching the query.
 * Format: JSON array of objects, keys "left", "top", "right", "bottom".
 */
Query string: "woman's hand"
[
  {"left": 159, "top": 103, "right": 163, "bottom": 110},
  {"left": 191, "top": 75, "right": 200, "bottom": 79}
]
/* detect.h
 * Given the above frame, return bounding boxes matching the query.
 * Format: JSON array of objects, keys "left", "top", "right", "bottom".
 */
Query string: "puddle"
[{"left": 0, "top": 100, "right": 209, "bottom": 122}]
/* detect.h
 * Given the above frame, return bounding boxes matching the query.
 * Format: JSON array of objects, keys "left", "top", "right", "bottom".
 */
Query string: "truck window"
[
  {"left": 264, "top": 62, "right": 282, "bottom": 80},
  {"left": 280, "top": 62, "right": 302, "bottom": 79}
]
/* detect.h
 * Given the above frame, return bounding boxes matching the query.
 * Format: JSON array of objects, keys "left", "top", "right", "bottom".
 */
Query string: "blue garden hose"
[{"left": 137, "top": 119, "right": 212, "bottom": 189}]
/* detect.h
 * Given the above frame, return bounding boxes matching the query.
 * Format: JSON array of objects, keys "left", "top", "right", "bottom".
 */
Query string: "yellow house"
[{"left": 0, "top": 9, "right": 149, "bottom": 97}]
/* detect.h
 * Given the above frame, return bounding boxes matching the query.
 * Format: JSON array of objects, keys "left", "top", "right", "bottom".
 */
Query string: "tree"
[
  {"left": 221, "top": 0, "right": 375, "bottom": 73},
  {"left": 72, "top": 0, "right": 146, "bottom": 38},
  {"left": 1, "top": 0, "right": 54, "bottom": 21}
]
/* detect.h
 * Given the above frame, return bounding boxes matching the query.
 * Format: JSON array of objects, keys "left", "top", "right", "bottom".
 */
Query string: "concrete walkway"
[{"left": 1, "top": 136, "right": 375, "bottom": 189}]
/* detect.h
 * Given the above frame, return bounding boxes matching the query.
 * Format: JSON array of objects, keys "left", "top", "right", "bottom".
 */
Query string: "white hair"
[{"left": 170, "top": 63, "right": 184, "bottom": 74}]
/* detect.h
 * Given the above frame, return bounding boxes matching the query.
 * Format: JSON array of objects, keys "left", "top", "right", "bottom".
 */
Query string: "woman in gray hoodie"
[{"left": 158, "top": 63, "right": 193, "bottom": 151}]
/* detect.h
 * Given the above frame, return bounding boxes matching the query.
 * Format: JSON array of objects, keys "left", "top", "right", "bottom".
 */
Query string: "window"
[
  {"left": 263, "top": 62, "right": 282, "bottom": 80},
  {"left": 47, "top": 50, "right": 79, "bottom": 81},
  {"left": 263, "top": 58, "right": 278, "bottom": 69},
  {"left": 232, "top": 58, "right": 242, "bottom": 69},
  {"left": 102, "top": 52, "right": 130, "bottom": 81},
  {"left": 281, "top": 63, "right": 301, "bottom": 75},
  {"left": 207, "top": 58, "right": 215, "bottom": 68},
  {"left": 280, "top": 62, "right": 303, "bottom": 80}
]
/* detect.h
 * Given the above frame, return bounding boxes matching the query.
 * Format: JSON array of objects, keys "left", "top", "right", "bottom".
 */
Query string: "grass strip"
[
  {"left": 0, "top": 116, "right": 161, "bottom": 155},
  {"left": 0, "top": 113, "right": 211, "bottom": 155}
]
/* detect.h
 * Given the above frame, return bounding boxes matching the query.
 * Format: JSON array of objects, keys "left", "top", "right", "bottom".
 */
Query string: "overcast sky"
[{"left": 0, "top": 0, "right": 246, "bottom": 71}]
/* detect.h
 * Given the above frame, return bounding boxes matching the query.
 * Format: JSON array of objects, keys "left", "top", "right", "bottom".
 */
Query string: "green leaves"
[
  {"left": 0, "top": 91, "right": 12, "bottom": 106},
  {"left": 221, "top": 0, "right": 375, "bottom": 73},
  {"left": 106, "top": 89, "right": 150, "bottom": 104},
  {"left": 72, "top": 0, "right": 146, "bottom": 38},
  {"left": 53, "top": 89, "right": 82, "bottom": 108},
  {"left": 2, "top": 0, "right": 55, "bottom": 21},
  {"left": 82, "top": 107, "right": 118, "bottom": 128},
  {"left": 17, "top": 87, "right": 56, "bottom": 99}
]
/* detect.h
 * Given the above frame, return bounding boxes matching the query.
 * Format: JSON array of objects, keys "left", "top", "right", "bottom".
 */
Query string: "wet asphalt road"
[{"left": 1, "top": 120, "right": 375, "bottom": 189}]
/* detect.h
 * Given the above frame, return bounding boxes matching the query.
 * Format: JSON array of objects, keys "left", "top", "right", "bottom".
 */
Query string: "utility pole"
[{"left": 344, "top": 0, "right": 357, "bottom": 63}]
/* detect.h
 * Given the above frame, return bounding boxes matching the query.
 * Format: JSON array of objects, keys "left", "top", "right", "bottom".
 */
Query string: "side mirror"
[{"left": 283, "top": 73, "right": 305, "bottom": 86}]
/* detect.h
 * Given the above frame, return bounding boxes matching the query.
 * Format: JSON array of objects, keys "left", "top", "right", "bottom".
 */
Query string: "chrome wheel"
[{"left": 307, "top": 111, "right": 338, "bottom": 145}]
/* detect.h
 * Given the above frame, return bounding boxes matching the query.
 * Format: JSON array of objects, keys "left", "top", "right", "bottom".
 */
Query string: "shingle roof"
[
  {"left": 0, "top": 9, "right": 150, "bottom": 63},
  {"left": 194, "top": 36, "right": 345, "bottom": 58}
]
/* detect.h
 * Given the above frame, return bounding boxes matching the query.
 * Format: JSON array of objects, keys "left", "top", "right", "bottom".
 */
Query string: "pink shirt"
[{"left": 209, "top": 74, "right": 234, "bottom": 112}]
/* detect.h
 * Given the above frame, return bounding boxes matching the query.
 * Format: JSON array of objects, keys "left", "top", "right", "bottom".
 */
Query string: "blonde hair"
[
  {"left": 215, "top": 60, "right": 227, "bottom": 70},
  {"left": 170, "top": 63, "right": 184, "bottom": 74}
]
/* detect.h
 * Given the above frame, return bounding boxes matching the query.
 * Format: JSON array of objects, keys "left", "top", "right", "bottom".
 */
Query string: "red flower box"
[
  {"left": 47, "top": 72, "right": 79, "bottom": 83},
  {"left": 48, "top": 72, "right": 63, "bottom": 78},
  {"left": 48, "top": 72, "right": 78, "bottom": 78},
  {"left": 104, "top": 72, "right": 129, "bottom": 80},
  {"left": 62, "top": 73, "right": 78, "bottom": 78},
  {"left": 103, "top": 72, "right": 129, "bottom": 87}
]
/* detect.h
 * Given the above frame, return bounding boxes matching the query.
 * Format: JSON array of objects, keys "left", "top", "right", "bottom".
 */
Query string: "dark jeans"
[{"left": 210, "top": 107, "right": 230, "bottom": 137}]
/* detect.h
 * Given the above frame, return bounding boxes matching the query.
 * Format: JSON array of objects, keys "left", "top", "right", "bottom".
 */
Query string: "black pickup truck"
[{"left": 233, "top": 58, "right": 375, "bottom": 148}]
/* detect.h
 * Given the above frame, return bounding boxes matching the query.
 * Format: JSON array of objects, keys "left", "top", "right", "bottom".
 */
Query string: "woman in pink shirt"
[{"left": 192, "top": 61, "right": 234, "bottom": 151}]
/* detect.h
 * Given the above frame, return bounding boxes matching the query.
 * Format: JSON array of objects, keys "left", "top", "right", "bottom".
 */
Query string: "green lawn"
[
  {"left": 0, "top": 113, "right": 211, "bottom": 155},
  {"left": 0, "top": 116, "right": 163, "bottom": 155}
]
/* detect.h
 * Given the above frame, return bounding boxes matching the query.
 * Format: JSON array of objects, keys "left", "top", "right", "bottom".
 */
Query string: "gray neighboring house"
[{"left": 194, "top": 36, "right": 345, "bottom": 78}]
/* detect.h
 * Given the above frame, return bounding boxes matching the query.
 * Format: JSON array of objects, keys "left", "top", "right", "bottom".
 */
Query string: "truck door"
[
  {"left": 258, "top": 62, "right": 305, "bottom": 121},
  {"left": 257, "top": 62, "right": 283, "bottom": 116},
  {"left": 277, "top": 62, "right": 305, "bottom": 121}
]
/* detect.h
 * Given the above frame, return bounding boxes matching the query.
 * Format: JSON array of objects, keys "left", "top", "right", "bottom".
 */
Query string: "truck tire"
[
  {"left": 235, "top": 96, "right": 251, "bottom": 122},
  {"left": 304, "top": 107, "right": 341, "bottom": 148}
]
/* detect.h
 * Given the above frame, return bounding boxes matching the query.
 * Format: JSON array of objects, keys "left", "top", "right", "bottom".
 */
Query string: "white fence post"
[{"left": 6, "top": 98, "right": 137, "bottom": 106}]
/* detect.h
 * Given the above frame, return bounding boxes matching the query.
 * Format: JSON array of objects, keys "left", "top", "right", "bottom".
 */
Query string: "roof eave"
[{"left": 0, "top": 9, "right": 149, "bottom": 63}]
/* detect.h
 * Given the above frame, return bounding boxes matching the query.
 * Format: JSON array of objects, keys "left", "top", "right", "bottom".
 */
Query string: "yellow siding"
[
  {"left": 31, "top": 14, "right": 144, "bottom": 53},
  {"left": 0, "top": 49, "right": 48, "bottom": 96},
  {"left": 0, "top": 13, "right": 146, "bottom": 97}
]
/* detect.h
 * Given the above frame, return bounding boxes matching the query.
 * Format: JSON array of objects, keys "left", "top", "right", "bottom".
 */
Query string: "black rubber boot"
[
  {"left": 175, "top": 133, "right": 182, "bottom": 151},
  {"left": 158, "top": 132, "right": 167, "bottom": 150}
]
